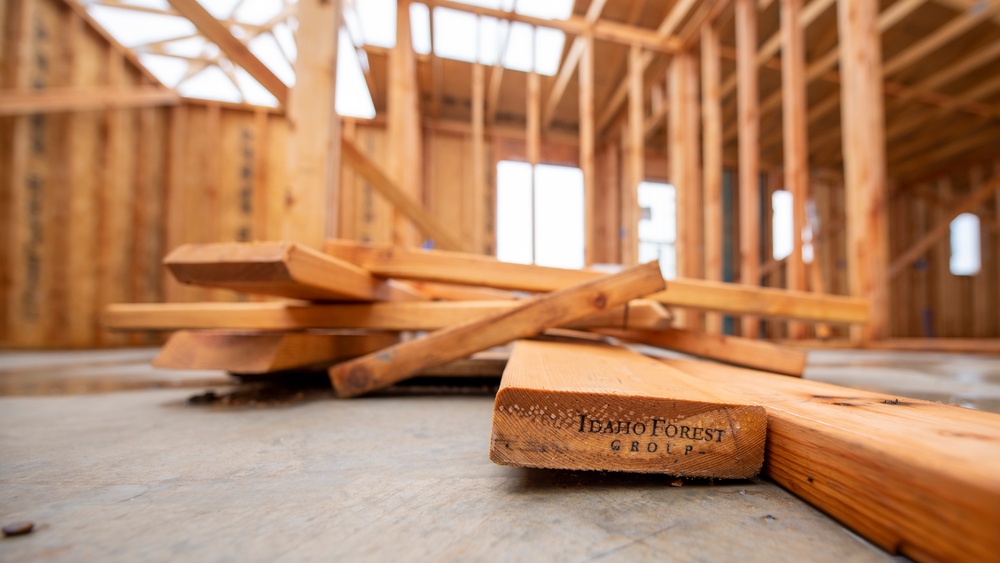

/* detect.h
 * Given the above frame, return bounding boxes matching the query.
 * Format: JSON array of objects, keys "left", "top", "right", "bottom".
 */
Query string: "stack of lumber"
[{"left": 107, "top": 239, "right": 1000, "bottom": 561}]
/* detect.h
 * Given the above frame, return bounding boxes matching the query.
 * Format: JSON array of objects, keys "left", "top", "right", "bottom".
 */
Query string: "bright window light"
[
  {"left": 496, "top": 161, "right": 584, "bottom": 268},
  {"left": 433, "top": 7, "right": 479, "bottom": 63},
  {"left": 177, "top": 65, "right": 243, "bottom": 103},
  {"left": 87, "top": 6, "right": 195, "bottom": 47},
  {"left": 410, "top": 3, "right": 432, "bottom": 55},
  {"left": 772, "top": 190, "right": 793, "bottom": 260},
  {"left": 950, "top": 213, "right": 981, "bottom": 275},
  {"left": 336, "top": 32, "right": 376, "bottom": 119},
  {"left": 136, "top": 53, "right": 189, "bottom": 87},
  {"left": 503, "top": 22, "right": 534, "bottom": 71},
  {"left": 200, "top": 0, "right": 241, "bottom": 19},
  {"left": 516, "top": 0, "right": 574, "bottom": 20},
  {"left": 357, "top": 0, "right": 396, "bottom": 48},
  {"left": 534, "top": 164, "right": 584, "bottom": 269},
  {"left": 233, "top": 0, "right": 283, "bottom": 25},
  {"left": 249, "top": 34, "right": 295, "bottom": 86},
  {"left": 235, "top": 67, "right": 278, "bottom": 106},
  {"left": 534, "top": 26, "right": 565, "bottom": 75},
  {"left": 638, "top": 182, "right": 677, "bottom": 279},
  {"left": 496, "top": 161, "right": 534, "bottom": 264},
  {"left": 478, "top": 16, "right": 501, "bottom": 65}
]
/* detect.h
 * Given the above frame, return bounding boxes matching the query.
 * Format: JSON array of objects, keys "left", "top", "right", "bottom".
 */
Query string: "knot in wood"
[{"left": 592, "top": 292, "right": 608, "bottom": 309}]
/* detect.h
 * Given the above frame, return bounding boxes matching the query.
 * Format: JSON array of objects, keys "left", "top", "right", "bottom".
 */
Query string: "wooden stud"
[
  {"left": 671, "top": 358, "right": 1000, "bottom": 562},
  {"left": 701, "top": 23, "right": 723, "bottom": 335},
  {"left": 387, "top": 0, "right": 422, "bottom": 248},
  {"left": 736, "top": 0, "right": 760, "bottom": 338},
  {"left": 164, "top": 241, "right": 427, "bottom": 302},
  {"left": 328, "top": 261, "right": 666, "bottom": 397},
  {"left": 596, "top": 327, "right": 807, "bottom": 377},
  {"left": 154, "top": 331, "right": 401, "bottom": 373},
  {"left": 541, "top": 0, "right": 607, "bottom": 130},
  {"left": 670, "top": 51, "right": 703, "bottom": 330},
  {"left": 781, "top": 0, "right": 809, "bottom": 339},
  {"left": 471, "top": 62, "right": 487, "bottom": 254},
  {"left": 623, "top": 45, "right": 644, "bottom": 267},
  {"left": 282, "top": 0, "right": 340, "bottom": 249},
  {"left": 579, "top": 33, "right": 596, "bottom": 266},
  {"left": 490, "top": 340, "right": 767, "bottom": 477}
]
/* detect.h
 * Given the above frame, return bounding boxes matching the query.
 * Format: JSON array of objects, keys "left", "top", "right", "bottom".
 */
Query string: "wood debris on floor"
[{"left": 105, "top": 239, "right": 1000, "bottom": 562}]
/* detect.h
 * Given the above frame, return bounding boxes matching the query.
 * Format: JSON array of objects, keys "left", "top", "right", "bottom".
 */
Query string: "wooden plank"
[
  {"left": 669, "top": 358, "right": 1000, "bottom": 562},
  {"left": 596, "top": 327, "right": 807, "bottom": 377},
  {"left": 328, "top": 262, "right": 666, "bottom": 397},
  {"left": 104, "top": 299, "right": 672, "bottom": 332},
  {"left": 165, "top": 0, "right": 288, "bottom": 105},
  {"left": 782, "top": 0, "right": 809, "bottom": 338},
  {"left": 623, "top": 45, "right": 643, "bottom": 266},
  {"left": 736, "top": 0, "right": 760, "bottom": 338},
  {"left": 701, "top": 23, "right": 723, "bottom": 335},
  {"left": 0, "top": 87, "right": 179, "bottom": 115},
  {"left": 490, "top": 340, "right": 767, "bottom": 476},
  {"left": 838, "top": 0, "right": 889, "bottom": 342},
  {"left": 164, "top": 241, "right": 427, "bottom": 302},
  {"left": 470, "top": 63, "right": 486, "bottom": 254},
  {"left": 322, "top": 240, "right": 871, "bottom": 324},
  {"left": 406, "top": 281, "right": 520, "bottom": 302},
  {"left": 888, "top": 171, "right": 1000, "bottom": 278},
  {"left": 340, "top": 137, "right": 463, "bottom": 250},
  {"left": 153, "top": 331, "right": 400, "bottom": 373},
  {"left": 282, "top": 0, "right": 339, "bottom": 248}
]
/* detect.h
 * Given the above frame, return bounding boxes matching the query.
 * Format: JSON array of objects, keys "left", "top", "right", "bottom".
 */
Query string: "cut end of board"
[{"left": 489, "top": 341, "right": 766, "bottom": 478}]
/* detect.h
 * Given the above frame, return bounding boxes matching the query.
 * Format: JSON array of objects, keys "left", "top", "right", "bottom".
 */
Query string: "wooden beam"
[
  {"left": 420, "top": 0, "right": 680, "bottom": 53},
  {"left": 781, "top": 0, "right": 809, "bottom": 338},
  {"left": 153, "top": 331, "right": 401, "bottom": 373},
  {"left": 322, "top": 240, "right": 871, "bottom": 324},
  {"left": 888, "top": 171, "right": 1000, "bottom": 278},
  {"left": 0, "top": 87, "right": 179, "bottom": 115},
  {"left": 283, "top": 0, "right": 340, "bottom": 248},
  {"left": 838, "top": 0, "right": 889, "bottom": 342},
  {"left": 164, "top": 242, "right": 427, "bottom": 302},
  {"left": 105, "top": 299, "right": 672, "bottom": 332},
  {"left": 328, "top": 262, "right": 666, "bottom": 397},
  {"left": 491, "top": 340, "right": 767, "bottom": 477},
  {"left": 541, "top": 0, "right": 608, "bottom": 130},
  {"left": 671, "top": 358, "right": 1000, "bottom": 562},
  {"left": 579, "top": 33, "right": 596, "bottom": 266},
  {"left": 597, "top": 327, "right": 807, "bottom": 376},
  {"left": 470, "top": 62, "right": 487, "bottom": 254},
  {"left": 594, "top": 0, "right": 699, "bottom": 133},
  {"left": 166, "top": 0, "right": 288, "bottom": 105},
  {"left": 701, "top": 24, "right": 723, "bottom": 334},
  {"left": 406, "top": 281, "right": 520, "bottom": 302},
  {"left": 736, "top": 0, "right": 760, "bottom": 337},
  {"left": 623, "top": 45, "right": 644, "bottom": 266},
  {"left": 340, "top": 137, "right": 463, "bottom": 250}
]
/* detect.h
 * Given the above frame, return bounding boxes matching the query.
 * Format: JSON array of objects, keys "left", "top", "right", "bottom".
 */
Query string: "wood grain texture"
[
  {"left": 323, "top": 240, "right": 869, "bottom": 324},
  {"left": 596, "top": 327, "right": 807, "bottom": 377},
  {"left": 153, "top": 331, "right": 400, "bottom": 373},
  {"left": 104, "top": 299, "right": 671, "bottom": 332},
  {"left": 328, "top": 261, "right": 666, "bottom": 398},
  {"left": 490, "top": 340, "right": 766, "bottom": 477},
  {"left": 164, "top": 241, "right": 425, "bottom": 302},
  {"left": 669, "top": 358, "right": 1000, "bottom": 562}
]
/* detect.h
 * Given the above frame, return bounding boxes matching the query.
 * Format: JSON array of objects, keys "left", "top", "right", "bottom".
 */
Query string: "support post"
[
  {"left": 388, "top": 0, "right": 423, "bottom": 248},
  {"left": 736, "top": 0, "right": 760, "bottom": 337},
  {"left": 838, "top": 0, "right": 890, "bottom": 342},
  {"left": 623, "top": 45, "right": 644, "bottom": 266},
  {"left": 702, "top": 24, "right": 723, "bottom": 334},
  {"left": 580, "top": 34, "right": 596, "bottom": 266}
]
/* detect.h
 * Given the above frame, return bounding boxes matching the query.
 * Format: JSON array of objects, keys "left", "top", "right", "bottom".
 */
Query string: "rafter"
[{"left": 540, "top": 0, "right": 608, "bottom": 130}]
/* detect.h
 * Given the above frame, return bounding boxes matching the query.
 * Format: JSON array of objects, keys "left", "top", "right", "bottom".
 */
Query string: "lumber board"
[
  {"left": 153, "top": 331, "right": 400, "bottom": 373},
  {"left": 596, "top": 327, "right": 807, "bottom": 377},
  {"left": 490, "top": 340, "right": 766, "bottom": 477},
  {"left": 406, "top": 281, "right": 521, "bottom": 301},
  {"left": 0, "top": 86, "right": 179, "bottom": 115},
  {"left": 736, "top": 0, "right": 761, "bottom": 337},
  {"left": 669, "top": 358, "right": 1000, "bottom": 562},
  {"left": 328, "top": 262, "right": 666, "bottom": 397},
  {"left": 104, "top": 299, "right": 671, "bottom": 332},
  {"left": 323, "top": 240, "right": 870, "bottom": 324},
  {"left": 164, "top": 241, "right": 425, "bottom": 302}
]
